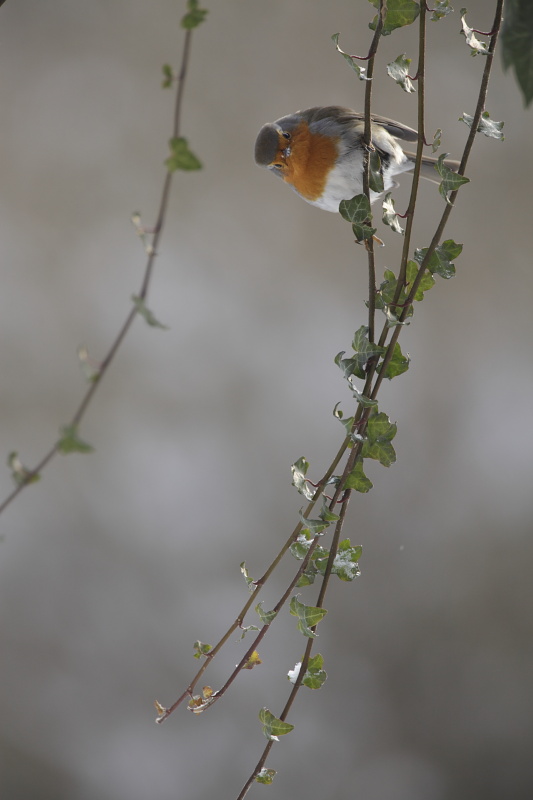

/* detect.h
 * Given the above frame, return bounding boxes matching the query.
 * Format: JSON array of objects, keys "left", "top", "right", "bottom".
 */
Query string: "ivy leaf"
[
  {"left": 132, "top": 295, "right": 169, "bottom": 329},
  {"left": 369, "top": 150, "right": 384, "bottom": 194},
  {"left": 161, "top": 63, "right": 174, "bottom": 89},
  {"left": 348, "top": 382, "right": 379, "bottom": 408},
  {"left": 57, "top": 425, "right": 94, "bottom": 455},
  {"left": 288, "top": 654, "right": 328, "bottom": 689},
  {"left": 460, "top": 8, "right": 490, "bottom": 55},
  {"left": 335, "top": 351, "right": 366, "bottom": 381},
  {"left": 352, "top": 222, "right": 377, "bottom": 242},
  {"left": 369, "top": 0, "right": 420, "bottom": 35},
  {"left": 430, "top": 0, "right": 453, "bottom": 21},
  {"left": 460, "top": 111, "right": 505, "bottom": 141},
  {"left": 165, "top": 136, "right": 202, "bottom": 172},
  {"left": 193, "top": 640, "right": 212, "bottom": 660},
  {"left": 434, "top": 154, "right": 470, "bottom": 203},
  {"left": 256, "top": 769, "right": 277, "bottom": 785},
  {"left": 255, "top": 602, "right": 278, "bottom": 625},
  {"left": 319, "top": 500, "right": 339, "bottom": 524},
  {"left": 501, "top": 0, "right": 533, "bottom": 107},
  {"left": 405, "top": 259, "right": 435, "bottom": 301},
  {"left": 259, "top": 708, "right": 294, "bottom": 742},
  {"left": 291, "top": 457, "right": 315, "bottom": 501},
  {"left": 181, "top": 0, "right": 208, "bottom": 30},
  {"left": 382, "top": 192, "right": 404, "bottom": 234},
  {"left": 339, "top": 194, "right": 371, "bottom": 224},
  {"left": 328, "top": 540, "right": 362, "bottom": 582},
  {"left": 387, "top": 53, "right": 415, "bottom": 93},
  {"left": 298, "top": 509, "right": 329, "bottom": 535},
  {"left": 242, "top": 651, "right": 262, "bottom": 670},
  {"left": 331, "top": 33, "right": 369, "bottom": 80},
  {"left": 378, "top": 342, "right": 410, "bottom": 380},
  {"left": 415, "top": 239, "right": 462, "bottom": 279},
  {"left": 353, "top": 325, "right": 386, "bottom": 362},
  {"left": 431, "top": 128, "right": 442, "bottom": 153},
  {"left": 240, "top": 562, "right": 255, "bottom": 592},
  {"left": 344, "top": 457, "right": 373, "bottom": 493},
  {"left": 290, "top": 595, "right": 327, "bottom": 638},
  {"left": 362, "top": 411, "right": 397, "bottom": 467},
  {"left": 7, "top": 452, "right": 40, "bottom": 486}
]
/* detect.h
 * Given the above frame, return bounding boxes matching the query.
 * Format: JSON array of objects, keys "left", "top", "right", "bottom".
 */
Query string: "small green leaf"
[
  {"left": 8, "top": 452, "right": 40, "bottom": 486},
  {"left": 181, "top": 0, "right": 208, "bottom": 30},
  {"left": 460, "top": 111, "right": 505, "bottom": 141},
  {"left": 255, "top": 602, "right": 277, "bottom": 625},
  {"left": 434, "top": 154, "right": 470, "bottom": 203},
  {"left": 387, "top": 53, "right": 415, "bottom": 93},
  {"left": 131, "top": 295, "right": 169, "bottom": 329},
  {"left": 57, "top": 425, "right": 94, "bottom": 455},
  {"left": 335, "top": 351, "right": 366, "bottom": 380},
  {"left": 349, "top": 383, "right": 378, "bottom": 408},
  {"left": 378, "top": 342, "right": 410, "bottom": 380},
  {"left": 369, "top": 150, "right": 384, "bottom": 194},
  {"left": 405, "top": 259, "right": 435, "bottom": 301},
  {"left": 256, "top": 769, "right": 277, "bottom": 785},
  {"left": 339, "top": 194, "right": 371, "bottom": 224},
  {"left": 369, "top": 0, "right": 420, "bottom": 35},
  {"left": 288, "top": 654, "right": 328, "bottom": 689},
  {"left": 290, "top": 595, "right": 327, "bottom": 638},
  {"left": 259, "top": 708, "right": 294, "bottom": 741},
  {"left": 319, "top": 500, "right": 339, "bottom": 524},
  {"left": 165, "top": 136, "right": 202, "bottom": 172},
  {"left": 415, "top": 239, "right": 463, "bottom": 279},
  {"left": 382, "top": 192, "right": 404, "bottom": 234},
  {"left": 291, "top": 457, "right": 315, "bottom": 501},
  {"left": 460, "top": 8, "right": 490, "bottom": 55},
  {"left": 239, "top": 624, "right": 260, "bottom": 640},
  {"left": 323, "top": 540, "right": 362, "bottom": 582},
  {"left": 331, "top": 33, "right": 370, "bottom": 80},
  {"left": 161, "top": 63, "right": 174, "bottom": 88},
  {"left": 352, "top": 325, "right": 386, "bottom": 361},
  {"left": 430, "top": 0, "right": 453, "bottom": 21},
  {"left": 298, "top": 509, "right": 329, "bottom": 535},
  {"left": 240, "top": 562, "right": 255, "bottom": 591},
  {"left": 345, "top": 458, "right": 373, "bottom": 493},
  {"left": 193, "top": 640, "right": 212, "bottom": 659},
  {"left": 352, "top": 222, "right": 377, "bottom": 242},
  {"left": 431, "top": 128, "right": 442, "bottom": 153}
]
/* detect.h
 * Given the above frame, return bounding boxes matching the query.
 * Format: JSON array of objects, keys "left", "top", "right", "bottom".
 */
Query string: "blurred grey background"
[{"left": 1, "top": 1, "right": 532, "bottom": 798}]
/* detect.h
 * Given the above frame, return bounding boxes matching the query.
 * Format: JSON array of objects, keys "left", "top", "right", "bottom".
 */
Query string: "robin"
[{"left": 254, "top": 105, "right": 459, "bottom": 212}]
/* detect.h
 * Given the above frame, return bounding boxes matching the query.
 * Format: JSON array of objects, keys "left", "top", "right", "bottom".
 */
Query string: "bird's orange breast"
[{"left": 282, "top": 121, "right": 340, "bottom": 202}]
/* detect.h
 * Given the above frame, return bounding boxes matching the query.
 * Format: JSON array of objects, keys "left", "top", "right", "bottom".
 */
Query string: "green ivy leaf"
[
  {"left": 298, "top": 509, "right": 329, "bottom": 535},
  {"left": 259, "top": 708, "right": 294, "bottom": 741},
  {"left": 319, "top": 500, "right": 340, "bottom": 524},
  {"left": 369, "top": 150, "right": 385, "bottom": 194},
  {"left": 288, "top": 654, "right": 328, "bottom": 689},
  {"left": 132, "top": 295, "right": 169, "bottom": 329},
  {"left": 161, "top": 63, "right": 174, "bottom": 89},
  {"left": 255, "top": 769, "right": 277, "bottom": 785},
  {"left": 165, "top": 136, "right": 202, "bottom": 172},
  {"left": 460, "top": 111, "right": 505, "bottom": 140},
  {"left": 335, "top": 351, "right": 366, "bottom": 381},
  {"left": 434, "top": 154, "right": 470, "bottom": 203},
  {"left": 331, "top": 33, "right": 370, "bottom": 80},
  {"left": 339, "top": 194, "right": 371, "bottom": 224},
  {"left": 430, "top": 0, "right": 453, "bottom": 21},
  {"left": 460, "top": 8, "right": 490, "bottom": 55},
  {"left": 501, "top": 0, "right": 533, "bottom": 107},
  {"left": 290, "top": 595, "right": 327, "bottom": 638},
  {"left": 255, "top": 602, "right": 278, "bottom": 625},
  {"left": 382, "top": 192, "right": 404, "bottom": 234},
  {"left": 291, "top": 457, "right": 315, "bottom": 501},
  {"left": 328, "top": 540, "right": 362, "bottom": 582},
  {"left": 352, "top": 222, "right": 377, "bottom": 242},
  {"left": 378, "top": 342, "right": 410, "bottom": 380},
  {"left": 405, "top": 259, "right": 435, "bottom": 301},
  {"left": 414, "top": 239, "right": 463, "bottom": 279},
  {"left": 387, "top": 53, "right": 415, "bottom": 93},
  {"left": 193, "top": 640, "right": 212, "bottom": 659},
  {"left": 361, "top": 411, "right": 397, "bottom": 467},
  {"left": 369, "top": 0, "right": 420, "bottom": 35},
  {"left": 181, "top": 0, "right": 208, "bottom": 30},
  {"left": 344, "top": 457, "right": 373, "bottom": 493},
  {"left": 431, "top": 128, "right": 442, "bottom": 153},
  {"left": 240, "top": 562, "right": 255, "bottom": 591},
  {"left": 7, "top": 452, "right": 40, "bottom": 486},
  {"left": 57, "top": 425, "right": 94, "bottom": 455}
]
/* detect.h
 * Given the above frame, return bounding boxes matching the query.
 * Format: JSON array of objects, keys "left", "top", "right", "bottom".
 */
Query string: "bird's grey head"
[{"left": 254, "top": 122, "right": 283, "bottom": 167}]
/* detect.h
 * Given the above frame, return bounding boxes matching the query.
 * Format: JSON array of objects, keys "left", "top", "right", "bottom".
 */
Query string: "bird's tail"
[{"left": 404, "top": 152, "right": 461, "bottom": 185}]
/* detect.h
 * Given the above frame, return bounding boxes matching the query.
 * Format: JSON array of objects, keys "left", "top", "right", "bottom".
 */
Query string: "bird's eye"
[
  {"left": 282, "top": 131, "right": 291, "bottom": 140},
  {"left": 273, "top": 163, "right": 283, "bottom": 169}
]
